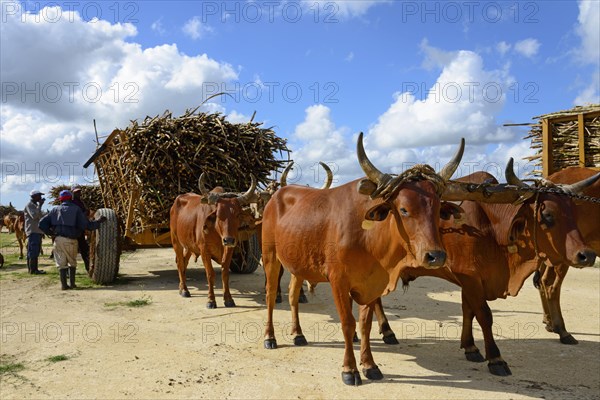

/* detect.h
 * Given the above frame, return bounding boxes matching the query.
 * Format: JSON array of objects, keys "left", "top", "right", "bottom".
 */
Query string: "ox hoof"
[
  {"left": 275, "top": 294, "right": 282, "bottom": 304},
  {"left": 341, "top": 371, "right": 362, "bottom": 386},
  {"left": 293, "top": 335, "right": 308, "bottom": 346},
  {"left": 206, "top": 301, "right": 217, "bottom": 309},
  {"left": 488, "top": 361, "right": 512, "bottom": 376},
  {"left": 180, "top": 291, "right": 191, "bottom": 298},
  {"left": 298, "top": 293, "right": 308, "bottom": 304},
  {"left": 382, "top": 333, "right": 399, "bottom": 345},
  {"left": 264, "top": 339, "right": 277, "bottom": 349},
  {"left": 363, "top": 366, "right": 383, "bottom": 380},
  {"left": 465, "top": 350, "right": 485, "bottom": 363},
  {"left": 224, "top": 299, "right": 236, "bottom": 308},
  {"left": 353, "top": 333, "right": 360, "bottom": 343},
  {"left": 560, "top": 334, "right": 578, "bottom": 345}
]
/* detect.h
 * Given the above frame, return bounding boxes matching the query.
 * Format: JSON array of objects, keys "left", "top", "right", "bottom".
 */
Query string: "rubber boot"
[
  {"left": 30, "top": 258, "right": 46, "bottom": 275},
  {"left": 59, "top": 268, "right": 69, "bottom": 290},
  {"left": 68, "top": 267, "right": 77, "bottom": 289}
]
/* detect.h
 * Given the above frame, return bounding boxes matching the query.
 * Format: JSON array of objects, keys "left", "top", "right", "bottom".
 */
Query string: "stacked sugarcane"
[
  {"left": 93, "top": 107, "right": 289, "bottom": 231},
  {"left": 48, "top": 184, "right": 104, "bottom": 211},
  {"left": 524, "top": 104, "right": 600, "bottom": 176}
]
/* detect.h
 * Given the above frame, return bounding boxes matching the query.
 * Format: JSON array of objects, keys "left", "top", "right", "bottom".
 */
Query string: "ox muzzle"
[
  {"left": 222, "top": 237, "right": 237, "bottom": 248},
  {"left": 423, "top": 250, "right": 447, "bottom": 268},
  {"left": 572, "top": 249, "right": 597, "bottom": 268}
]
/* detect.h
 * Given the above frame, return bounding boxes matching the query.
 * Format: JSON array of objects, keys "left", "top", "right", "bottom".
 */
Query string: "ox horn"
[
  {"left": 357, "top": 132, "right": 389, "bottom": 185},
  {"left": 237, "top": 174, "right": 258, "bottom": 205},
  {"left": 319, "top": 162, "right": 333, "bottom": 189},
  {"left": 439, "top": 138, "right": 465, "bottom": 181},
  {"left": 505, "top": 158, "right": 528, "bottom": 187},
  {"left": 280, "top": 162, "right": 294, "bottom": 187},
  {"left": 198, "top": 173, "right": 211, "bottom": 195},
  {"left": 560, "top": 172, "right": 600, "bottom": 194}
]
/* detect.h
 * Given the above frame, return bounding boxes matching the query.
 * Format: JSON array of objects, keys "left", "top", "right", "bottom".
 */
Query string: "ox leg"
[
  {"left": 541, "top": 265, "right": 577, "bottom": 344},
  {"left": 373, "top": 297, "right": 398, "bottom": 345},
  {"left": 535, "top": 263, "right": 553, "bottom": 331},
  {"left": 18, "top": 238, "right": 24, "bottom": 259},
  {"left": 263, "top": 247, "right": 281, "bottom": 349},
  {"left": 201, "top": 253, "right": 217, "bottom": 309},
  {"left": 331, "top": 284, "right": 362, "bottom": 386},
  {"left": 276, "top": 266, "right": 284, "bottom": 304},
  {"left": 221, "top": 248, "right": 235, "bottom": 307},
  {"left": 459, "top": 280, "right": 511, "bottom": 376},
  {"left": 461, "top": 298, "right": 485, "bottom": 362},
  {"left": 289, "top": 273, "right": 307, "bottom": 346},
  {"left": 359, "top": 302, "right": 383, "bottom": 380},
  {"left": 174, "top": 245, "right": 192, "bottom": 297}
]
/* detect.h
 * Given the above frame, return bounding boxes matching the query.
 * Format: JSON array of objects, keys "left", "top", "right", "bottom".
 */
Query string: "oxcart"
[{"left": 82, "top": 109, "right": 289, "bottom": 284}]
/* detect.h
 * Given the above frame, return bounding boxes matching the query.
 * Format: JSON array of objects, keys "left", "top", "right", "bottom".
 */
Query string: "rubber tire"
[
  {"left": 230, "top": 233, "right": 261, "bottom": 274},
  {"left": 91, "top": 208, "right": 120, "bottom": 284}
]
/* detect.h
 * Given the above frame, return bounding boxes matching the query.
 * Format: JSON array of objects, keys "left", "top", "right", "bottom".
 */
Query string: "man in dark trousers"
[
  {"left": 71, "top": 185, "right": 91, "bottom": 272},
  {"left": 24, "top": 189, "right": 46, "bottom": 274},
  {"left": 39, "top": 190, "right": 106, "bottom": 290}
]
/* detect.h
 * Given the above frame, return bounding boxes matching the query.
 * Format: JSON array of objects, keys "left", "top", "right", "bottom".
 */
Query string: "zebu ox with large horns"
[
  {"left": 369, "top": 160, "right": 599, "bottom": 375},
  {"left": 170, "top": 174, "right": 257, "bottom": 308},
  {"left": 261, "top": 133, "right": 464, "bottom": 385}
]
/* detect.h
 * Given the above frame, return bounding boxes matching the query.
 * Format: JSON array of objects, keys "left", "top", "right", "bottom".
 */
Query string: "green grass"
[
  {"left": 0, "top": 359, "right": 25, "bottom": 375},
  {"left": 47, "top": 355, "right": 69, "bottom": 363},
  {"left": 105, "top": 294, "right": 152, "bottom": 308}
]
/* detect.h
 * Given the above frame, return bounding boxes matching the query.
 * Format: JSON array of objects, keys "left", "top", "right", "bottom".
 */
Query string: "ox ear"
[
  {"left": 364, "top": 203, "right": 393, "bottom": 222},
  {"left": 440, "top": 202, "right": 464, "bottom": 221},
  {"left": 357, "top": 179, "right": 377, "bottom": 196},
  {"left": 203, "top": 210, "right": 217, "bottom": 234}
]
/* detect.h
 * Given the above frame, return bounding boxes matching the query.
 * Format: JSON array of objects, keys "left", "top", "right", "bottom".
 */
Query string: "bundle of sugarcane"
[
  {"left": 48, "top": 184, "right": 104, "bottom": 211},
  {"left": 524, "top": 105, "right": 600, "bottom": 176},
  {"left": 94, "top": 107, "right": 289, "bottom": 231}
]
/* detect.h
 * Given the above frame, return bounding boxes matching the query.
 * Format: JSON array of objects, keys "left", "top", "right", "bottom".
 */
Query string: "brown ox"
[
  {"left": 273, "top": 161, "right": 333, "bottom": 304},
  {"left": 170, "top": 175, "right": 257, "bottom": 308},
  {"left": 533, "top": 167, "right": 600, "bottom": 344},
  {"left": 261, "top": 133, "right": 464, "bottom": 386},
  {"left": 12, "top": 213, "right": 26, "bottom": 259},
  {"left": 2, "top": 215, "right": 15, "bottom": 233},
  {"left": 370, "top": 162, "right": 598, "bottom": 376}
]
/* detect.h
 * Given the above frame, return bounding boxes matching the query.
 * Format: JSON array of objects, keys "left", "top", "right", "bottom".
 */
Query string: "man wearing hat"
[
  {"left": 71, "top": 185, "right": 91, "bottom": 272},
  {"left": 39, "top": 190, "right": 106, "bottom": 290},
  {"left": 24, "top": 189, "right": 46, "bottom": 274}
]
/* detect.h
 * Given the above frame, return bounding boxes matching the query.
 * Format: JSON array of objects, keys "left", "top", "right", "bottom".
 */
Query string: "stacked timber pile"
[
  {"left": 91, "top": 108, "right": 289, "bottom": 232},
  {"left": 48, "top": 184, "right": 104, "bottom": 210},
  {"left": 524, "top": 104, "right": 600, "bottom": 176}
]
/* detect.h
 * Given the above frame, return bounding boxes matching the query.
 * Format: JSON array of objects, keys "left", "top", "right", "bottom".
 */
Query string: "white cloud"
[
  {"left": 151, "top": 18, "right": 166, "bottom": 35},
  {"left": 182, "top": 16, "right": 212, "bottom": 40},
  {"left": 574, "top": 0, "right": 600, "bottom": 104},
  {"left": 0, "top": 5, "right": 238, "bottom": 201},
  {"left": 369, "top": 43, "right": 515, "bottom": 149},
  {"left": 514, "top": 38, "right": 540, "bottom": 58},
  {"left": 300, "top": 0, "right": 390, "bottom": 19},
  {"left": 496, "top": 41, "right": 511, "bottom": 56},
  {"left": 345, "top": 51, "right": 354, "bottom": 62}
]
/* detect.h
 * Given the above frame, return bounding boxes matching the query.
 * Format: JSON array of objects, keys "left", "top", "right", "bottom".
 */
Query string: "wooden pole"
[
  {"left": 542, "top": 118, "right": 553, "bottom": 177},
  {"left": 578, "top": 113, "right": 586, "bottom": 167}
]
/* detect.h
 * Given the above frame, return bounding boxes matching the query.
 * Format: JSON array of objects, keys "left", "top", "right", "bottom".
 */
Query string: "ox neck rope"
[{"left": 376, "top": 164, "right": 447, "bottom": 203}]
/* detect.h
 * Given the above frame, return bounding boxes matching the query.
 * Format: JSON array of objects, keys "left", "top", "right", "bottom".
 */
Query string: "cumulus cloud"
[
  {"left": 574, "top": 0, "right": 600, "bottom": 104},
  {"left": 151, "top": 18, "right": 166, "bottom": 35},
  {"left": 369, "top": 42, "right": 515, "bottom": 149},
  {"left": 0, "top": 5, "right": 238, "bottom": 199},
  {"left": 496, "top": 41, "right": 511, "bottom": 56},
  {"left": 182, "top": 16, "right": 211, "bottom": 40},
  {"left": 299, "top": 0, "right": 390, "bottom": 19},
  {"left": 514, "top": 38, "right": 540, "bottom": 58}
]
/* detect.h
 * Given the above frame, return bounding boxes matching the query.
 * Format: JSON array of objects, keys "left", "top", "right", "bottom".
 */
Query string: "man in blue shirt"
[{"left": 39, "top": 190, "right": 106, "bottom": 290}]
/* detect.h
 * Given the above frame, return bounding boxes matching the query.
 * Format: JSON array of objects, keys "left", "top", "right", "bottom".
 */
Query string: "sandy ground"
[{"left": 0, "top": 244, "right": 599, "bottom": 400}]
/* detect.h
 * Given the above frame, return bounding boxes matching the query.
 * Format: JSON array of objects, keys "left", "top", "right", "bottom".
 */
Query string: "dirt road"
[{"left": 1, "top": 246, "right": 598, "bottom": 399}]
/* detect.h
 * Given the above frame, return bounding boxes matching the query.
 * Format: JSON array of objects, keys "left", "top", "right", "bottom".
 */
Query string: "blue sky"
[{"left": 1, "top": 0, "right": 599, "bottom": 208}]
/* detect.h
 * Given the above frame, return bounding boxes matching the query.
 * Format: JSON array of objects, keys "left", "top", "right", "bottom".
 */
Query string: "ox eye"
[
  {"left": 399, "top": 207, "right": 409, "bottom": 217},
  {"left": 541, "top": 213, "right": 555, "bottom": 227}
]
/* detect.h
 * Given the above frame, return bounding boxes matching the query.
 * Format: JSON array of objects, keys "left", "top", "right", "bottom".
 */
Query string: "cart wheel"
[
  {"left": 230, "top": 233, "right": 261, "bottom": 274},
  {"left": 91, "top": 208, "right": 120, "bottom": 284}
]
